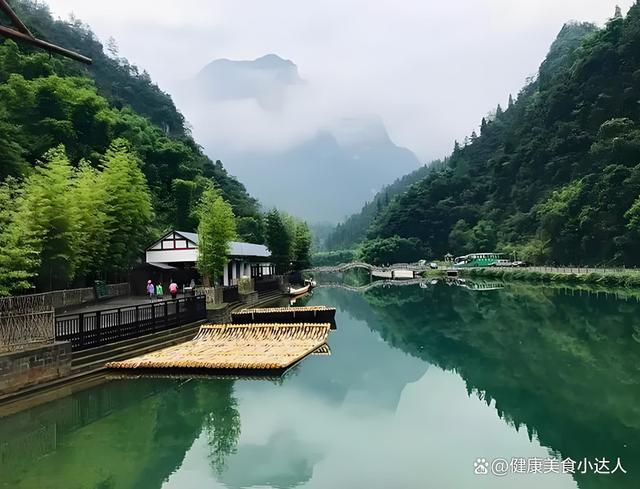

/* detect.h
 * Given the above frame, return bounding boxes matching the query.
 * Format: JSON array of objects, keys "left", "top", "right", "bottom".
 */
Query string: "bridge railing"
[{"left": 306, "top": 261, "right": 428, "bottom": 273}]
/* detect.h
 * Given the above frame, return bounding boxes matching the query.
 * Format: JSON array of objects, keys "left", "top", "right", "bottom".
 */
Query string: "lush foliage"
[
  {"left": 196, "top": 187, "right": 237, "bottom": 286},
  {"left": 0, "top": 2, "right": 266, "bottom": 293},
  {"left": 311, "top": 249, "right": 357, "bottom": 267},
  {"left": 292, "top": 221, "right": 313, "bottom": 270},
  {"left": 0, "top": 35, "right": 260, "bottom": 227},
  {"left": 358, "top": 236, "right": 428, "bottom": 266},
  {"left": 365, "top": 8, "right": 640, "bottom": 265},
  {"left": 0, "top": 178, "right": 38, "bottom": 295},
  {"left": 264, "top": 209, "right": 312, "bottom": 273},
  {"left": 0, "top": 142, "right": 153, "bottom": 292},
  {"left": 325, "top": 161, "right": 444, "bottom": 250}
]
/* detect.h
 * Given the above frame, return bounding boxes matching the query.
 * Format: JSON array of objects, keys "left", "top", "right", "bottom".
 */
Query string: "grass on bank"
[{"left": 458, "top": 267, "right": 640, "bottom": 288}]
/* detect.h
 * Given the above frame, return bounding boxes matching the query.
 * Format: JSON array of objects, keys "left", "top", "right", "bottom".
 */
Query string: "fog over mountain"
[
  {"left": 42, "top": 0, "right": 634, "bottom": 222},
  {"left": 175, "top": 54, "right": 421, "bottom": 222}
]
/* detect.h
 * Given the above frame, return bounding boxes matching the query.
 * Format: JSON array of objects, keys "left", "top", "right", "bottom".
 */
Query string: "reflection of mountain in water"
[
  {"left": 220, "top": 430, "right": 321, "bottom": 489},
  {"left": 358, "top": 283, "right": 640, "bottom": 489},
  {"left": 287, "top": 287, "right": 429, "bottom": 412}
]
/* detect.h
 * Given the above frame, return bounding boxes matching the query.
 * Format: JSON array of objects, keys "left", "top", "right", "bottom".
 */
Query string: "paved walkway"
[{"left": 56, "top": 294, "right": 190, "bottom": 315}]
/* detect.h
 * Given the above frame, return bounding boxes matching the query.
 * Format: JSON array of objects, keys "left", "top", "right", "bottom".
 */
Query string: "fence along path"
[
  {"left": 55, "top": 295, "right": 206, "bottom": 350},
  {"left": 0, "top": 283, "right": 129, "bottom": 314},
  {"left": 0, "top": 311, "right": 55, "bottom": 353}
]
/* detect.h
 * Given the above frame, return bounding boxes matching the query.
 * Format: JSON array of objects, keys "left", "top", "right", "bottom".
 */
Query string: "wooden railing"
[{"left": 55, "top": 295, "right": 206, "bottom": 350}]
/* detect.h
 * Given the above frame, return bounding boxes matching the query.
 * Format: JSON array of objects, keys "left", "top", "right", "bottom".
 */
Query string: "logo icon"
[{"left": 474, "top": 458, "right": 489, "bottom": 475}]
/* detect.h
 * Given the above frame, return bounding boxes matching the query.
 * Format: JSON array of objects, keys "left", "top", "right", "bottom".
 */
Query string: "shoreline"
[
  {"left": 0, "top": 291, "right": 287, "bottom": 415},
  {"left": 457, "top": 267, "right": 640, "bottom": 289}
]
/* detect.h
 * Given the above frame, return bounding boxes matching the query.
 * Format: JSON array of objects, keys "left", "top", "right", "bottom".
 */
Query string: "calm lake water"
[{"left": 1, "top": 281, "right": 639, "bottom": 489}]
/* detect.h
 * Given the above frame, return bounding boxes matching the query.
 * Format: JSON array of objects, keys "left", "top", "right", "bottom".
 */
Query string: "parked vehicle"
[
  {"left": 454, "top": 253, "right": 507, "bottom": 267},
  {"left": 429, "top": 262, "right": 439, "bottom": 269}
]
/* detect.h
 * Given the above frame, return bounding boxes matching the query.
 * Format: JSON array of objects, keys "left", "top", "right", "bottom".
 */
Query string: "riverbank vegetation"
[
  {"left": 459, "top": 266, "right": 640, "bottom": 288},
  {"left": 312, "top": 235, "right": 428, "bottom": 267},
  {"left": 327, "top": 6, "right": 640, "bottom": 267},
  {"left": 265, "top": 209, "right": 312, "bottom": 274}
]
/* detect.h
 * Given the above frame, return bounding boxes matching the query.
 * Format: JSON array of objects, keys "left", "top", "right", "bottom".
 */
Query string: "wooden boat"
[{"left": 288, "top": 283, "right": 310, "bottom": 296}]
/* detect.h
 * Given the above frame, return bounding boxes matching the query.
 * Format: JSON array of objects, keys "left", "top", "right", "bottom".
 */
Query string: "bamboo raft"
[
  {"left": 105, "top": 323, "right": 331, "bottom": 372},
  {"left": 232, "top": 305, "right": 336, "bottom": 324},
  {"left": 106, "top": 344, "right": 331, "bottom": 381}
]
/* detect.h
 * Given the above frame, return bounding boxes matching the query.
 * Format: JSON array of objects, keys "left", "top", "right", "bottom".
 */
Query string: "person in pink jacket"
[{"left": 169, "top": 280, "right": 178, "bottom": 299}]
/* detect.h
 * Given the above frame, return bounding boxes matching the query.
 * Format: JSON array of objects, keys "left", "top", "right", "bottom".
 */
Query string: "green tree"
[
  {"left": 70, "top": 161, "right": 109, "bottom": 278},
  {"left": 100, "top": 139, "right": 153, "bottom": 277},
  {"left": 359, "top": 236, "right": 427, "bottom": 265},
  {"left": 0, "top": 178, "right": 38, "bottom": 295},
  {"left": 265, "top": 209, "right": 292, "bottom": 274},
  {"left": 448, "top": 219, "right": 474, "bottom": 254},
  {"left": 236, "top": 215, "right": 265, "bottom": 244},
  {"left": 196, "top": 186, "right": 237, "bottom": 286},
  {"left": 171, "top": 179, "right": 198, "bottom": 231},
  {"left": 12, "top": 146, "right": 77, "bottom": 290},
  {"left": 293, "top": 221, "right": 312, "bottom": 270}
]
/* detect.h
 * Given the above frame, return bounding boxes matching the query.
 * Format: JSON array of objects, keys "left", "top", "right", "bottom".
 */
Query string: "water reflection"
[{"left": 0, "top": 283, "right": 639, "bottom": 488}]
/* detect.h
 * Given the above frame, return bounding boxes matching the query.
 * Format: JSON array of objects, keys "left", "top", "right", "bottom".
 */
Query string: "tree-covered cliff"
[
  {"left": 0, "top": 0, "right": 263, "bottom": 292},
  {"left": 365, "top": 6, "right": 640, "bottom": 266}
]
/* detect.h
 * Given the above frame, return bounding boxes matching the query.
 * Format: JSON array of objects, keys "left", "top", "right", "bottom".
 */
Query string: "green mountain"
[
  {"left": 0, "top": 0, "right": 265, "bottom": 292},
  {"left": 325, "top": 160, "right": 445, "bottom": 250},
  {"left": 1, "top": 0, "right": 260, "bottom": 228},
  {"left": 365, "top": 8, "right": 640, "bottom": 266}
]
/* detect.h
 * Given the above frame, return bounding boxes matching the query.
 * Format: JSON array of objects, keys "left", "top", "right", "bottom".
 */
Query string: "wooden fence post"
[{"left": 79, "top": 313, "right": 85, "bottom": 348}]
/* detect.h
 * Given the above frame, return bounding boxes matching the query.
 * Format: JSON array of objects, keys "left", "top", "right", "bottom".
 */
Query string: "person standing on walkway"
[
  {"left": 169, "top": 279, "right": 178, "bottom": 300},
  {"left": 147, "top": 280, "right": 155, "bottom": 301},
  {"left": 156, "top": 282, "right": 164, "bottom": 301}
]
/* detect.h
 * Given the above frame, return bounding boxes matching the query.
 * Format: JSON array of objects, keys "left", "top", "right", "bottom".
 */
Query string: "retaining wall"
[{"left": 0, "top": 342, "right": 71, "bottom": 395}]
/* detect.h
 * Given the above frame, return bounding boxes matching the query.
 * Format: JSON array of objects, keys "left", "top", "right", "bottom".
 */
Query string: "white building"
[{"left": 145, "top": 230, "right": 274, "bottom": 287}]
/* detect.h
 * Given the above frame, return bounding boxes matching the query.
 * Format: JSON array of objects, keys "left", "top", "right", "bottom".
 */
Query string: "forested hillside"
[
  {"left": 325, "top": 160, "right": 444, "bottom": 250},
  {"left": 0, "top": 0, "right": 264, "bottom": 293},
  {"left": 365, "top": 6, "right": 640, "bottom": 266},
  {"left": 1, "top": 0, "right": 260, "bottom": 227}
]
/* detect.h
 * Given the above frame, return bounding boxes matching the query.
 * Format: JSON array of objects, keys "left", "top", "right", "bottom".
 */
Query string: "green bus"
[{"left": 453, "top": 253, "right": 507, "bottom": 268}]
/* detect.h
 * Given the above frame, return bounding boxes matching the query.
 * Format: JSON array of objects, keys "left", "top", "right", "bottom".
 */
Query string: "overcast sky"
[{"left": 45, "top": 0, "right": 634, "bottom": 162}]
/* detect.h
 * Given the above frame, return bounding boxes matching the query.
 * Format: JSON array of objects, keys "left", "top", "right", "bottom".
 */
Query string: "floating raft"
[
  {"left": 232, "top": 305, "right": 336, "bottom": 324},
  {"left": 105, "top": 323, "right": 331, "bottom": 372},
  {"left": 310, "top": 344, "right": 332, "bottom": 356},
  {"left": 106, "top": 343, "right": 331, "bottom": 381}
]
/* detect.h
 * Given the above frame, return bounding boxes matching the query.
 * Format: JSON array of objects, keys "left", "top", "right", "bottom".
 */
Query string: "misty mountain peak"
[{"left": 194, "top": 54, "right": 303, "bottom": 108}]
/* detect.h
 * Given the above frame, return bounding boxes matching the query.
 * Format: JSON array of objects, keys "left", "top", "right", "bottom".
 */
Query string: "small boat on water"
[{"left": 288, "top": 279, "right": 316, "bottom": 297}]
